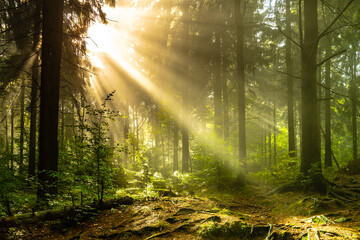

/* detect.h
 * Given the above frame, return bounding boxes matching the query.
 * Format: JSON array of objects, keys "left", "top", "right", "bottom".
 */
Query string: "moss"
[
  {"left": 197, "top": 220, "right": 249, "bottom": 239},
  {"left": 150, "top": 220, "right": 169, "bottom": 231},
  {"left": 211, "top": 208, "right": 250, "bottom": 220},
  {"left": 218, "top": 208, "right": 233, "bottom": 216},
  {"left": 276, "top": 197, "right": 317, "bottom": 216}
]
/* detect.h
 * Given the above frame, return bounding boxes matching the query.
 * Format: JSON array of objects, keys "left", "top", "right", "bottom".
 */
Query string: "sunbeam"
[{"left": 85, "top": 0, "right": 248, "bottom": 176}]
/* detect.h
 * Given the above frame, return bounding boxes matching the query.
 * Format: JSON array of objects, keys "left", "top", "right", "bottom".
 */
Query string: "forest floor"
[{"left": 2, "top": 174, "right": 360, "bottom": 240}]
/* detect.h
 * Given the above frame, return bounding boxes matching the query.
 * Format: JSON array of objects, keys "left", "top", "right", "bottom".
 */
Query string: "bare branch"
[
  {"left": 316, "top": 81, "right": 359, "bottom": 106},
  {"left": 318, "top": 0, "right": 355, "bottom": 39},
  {"left": 61, "top": 57, "right": 98, "bottom": 75},
  {"left": 0, "top": 48, "right": 7, "bottom": 56},
  {"left": 317, "top": 49, "right": 347, "bottom": 67},
  {"left": 321, "top": 23, "right": 360, "bottom": 37},
  {"left": 317, "top": 97, "right": 334, "bottom": 101},
  {"left": 277, "top": 25, "right": 301, "bottom": 48},
  {"left": 276, "top": 70, "right": 303, "bottom": 80}
]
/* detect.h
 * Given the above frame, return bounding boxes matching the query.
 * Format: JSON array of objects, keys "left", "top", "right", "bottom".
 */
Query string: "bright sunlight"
[
  {"left": 4, "top": 0, "right": 360, "bottom": 239},
  {"left": 86, "top": 0, "right": 234, "bottom": 163}
]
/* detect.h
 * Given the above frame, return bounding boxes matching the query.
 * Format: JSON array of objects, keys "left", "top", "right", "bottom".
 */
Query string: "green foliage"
[
  {"left": 116, "top": 166, "right": 168, "bottom": 199},
  {"left": 0, "top": 161, "right": 36, "bottom": 216},
  {"left": 251, "top": 156, "right": 299, "bottom": 185},
  {"left": 175, "top": 142, "right": 237, "bottom": 193},
  {"left": 59, "top": 92, "right": 123, "bottom": 204}
]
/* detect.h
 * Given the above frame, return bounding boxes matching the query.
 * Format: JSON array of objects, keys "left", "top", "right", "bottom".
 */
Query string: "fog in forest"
[{"left": 1, "top": 0, "right": 360, "bottom": 238}]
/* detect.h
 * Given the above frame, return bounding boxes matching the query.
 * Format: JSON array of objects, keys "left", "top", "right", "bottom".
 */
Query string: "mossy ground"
[{"left": 4, "top": 175, "right": 360, "bottom": 239}]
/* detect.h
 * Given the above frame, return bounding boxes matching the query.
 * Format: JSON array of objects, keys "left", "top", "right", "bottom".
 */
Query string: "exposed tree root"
[{"left": 268, "top": 175, "right": 359, "bottom": 202}]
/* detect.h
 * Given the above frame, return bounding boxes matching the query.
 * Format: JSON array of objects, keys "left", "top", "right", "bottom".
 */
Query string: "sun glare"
[
  {"left": 85, "top": 1, "right": 234, "bottom": 161},
  {"left": 86, "top": 5, "right": 138, "bottom": 67}
]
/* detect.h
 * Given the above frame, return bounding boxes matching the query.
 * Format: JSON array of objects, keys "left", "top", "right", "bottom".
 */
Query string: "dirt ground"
[{"left": 3, "top": 175, "right": 360, "bottom": 239}]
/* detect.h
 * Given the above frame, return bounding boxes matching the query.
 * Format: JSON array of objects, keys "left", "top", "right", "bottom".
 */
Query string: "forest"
[{"left": 0, "top": 0, "right": 360, "bottom": 239}]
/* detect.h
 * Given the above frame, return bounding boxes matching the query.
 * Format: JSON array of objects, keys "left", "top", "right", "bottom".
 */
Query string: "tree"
[
  {"left": 37, "top": 0, "right": 65, "bottom": 200},
  {"left": 300, "top": 0, "right": 354, "bottom": 192},
  {"left": 286, "top": 0, "right": 296, "bottom": 158},
  {"left": 300, "top": 0, "right": 324, "bottom": 192},
  {"left": 181, "top": 0, "right": 191, "bottom": 173},
  {"left": 235, "top": 0, "right": 247, "bottom": 169},
  {"left": 324, "top": 37, "right": 332, "bottom": 168},
  {"left": 28, "top": 0, "right": 41, "bottom": 178},
  {"left": 350, "top": 47, "right": 358, "bottom": 162}
]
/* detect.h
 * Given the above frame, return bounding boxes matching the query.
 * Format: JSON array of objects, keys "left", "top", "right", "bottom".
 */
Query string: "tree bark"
[
  {"left": 273, "top": 103, "right": 277, "bottom": 164},
  {"left": 10, "top": 106, "right": 14, "bottom": 171},
  {"left": 222, "top": 55, "right": 229, "bottom": 143},
  {"left": 60, "top": 97, "right": 65, "bottom": 148},
  {"left": 286, "top": 0, "right": 296, "bottom": 158},
  {"left": 268, "top": 119, "right": 272, "bottom": 168},
  {"left": 324, "top": 38, "right": 332, "bottom": 168},
  {"left": 153, "top": 114, "right": 160, "bottom": 172},
  {"left": 351, "top": 49, "right": 357, "bottom": 162},
  {"left": 214, "top": 34, "right": 222, "bottom": 138},
  {"left": 123, "top": 105, "right": 130, "bottom": 167},
  {"left": 19, "top": 77, "right": 25, "bottom": 174},
  {"left": 5, "top": 116, "right": 9, "bottom": 166},
  {"left": 181, "top": 0, "right": 190, "bottom": 173},
  {"left": 173, "top": 122, "right": 179, "bottom": 172},
  {"left": 28, "top": 0, "right": 40, "bottom": 178},
  {"left": 301, "top": 0, "right": 326, "bottom": 194},
  {"left": 37, "top": 0, "right": 64, "bottom": 200},
  {"left": 28, "top": 57, "right": 39, "bottom": 178},
  {"left": 235, "top": 0, "right": 247, "bottom": 170}
]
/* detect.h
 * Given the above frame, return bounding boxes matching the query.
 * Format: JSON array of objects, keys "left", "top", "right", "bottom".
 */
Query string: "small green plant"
[
  {"left": 251, "top": 156, "right": 299, "bottom": 185},
  {"left": 197, "top": 221, "right": 224, "bottom": 238},
  {"left": 0, "top": 162, "right": 36, "bottom": 216},
  {"left": 60, "top": 91, "right": 122, "bottom": 204}
]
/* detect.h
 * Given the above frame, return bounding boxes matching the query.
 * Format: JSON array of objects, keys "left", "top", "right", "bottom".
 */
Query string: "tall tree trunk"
[
  {"left": 214, "top": 35, "right": 222, "bottom": 138},
  {"left": 351, "top": 49, "right": 357, "bottom": 161},
  {"left": 60, "top": 97, "right": 65, "bottom": 148},
  {"left": 173, "top": 122, "right": 179, "bottom": 172},
  {"left": 235, "top": 0, "right": 247, "bottom": 170},
  {"left": 10, "top": 106, "right": 14, "bottom": 171},
  {"left": 317, "top": 53, "right": 322, "bottom": 160},
  {"left": 268, "top": 118, "right": 272, "bottom": 168},
  {"left": 222, "top": 56, "right": 229, "bottom": 143},
  {"left": 286, "top": 0, "right": 296, "bottom": 158},
  {"left": 181, "top": 0, "right": 190, "bottom": 173},
  {"left": 301, "top": 0, "right": 320, "bottom": 173},
  {"left": 19, "top": 77, "right": 25, "bottom": 174},
  {"left": 301, "top": 0, "right": 326, "bottom": 194},
  {"left": 273, "top": 103, "right": 277, "bottom": 164},
  {"left": 153, "top": 114, "right": 160, "bottom": 172},
  {"left": 5, "top": 116, "right": 9, "bottom": 165},
  {"left": 28, "top": 0, "right": 40, "bottom": 178},
  {"left": 123, "top": 105, "right": 130, "bottom": 167},
  {"left": 181, "top": 83, "right": 190, "bottom": 173},
  {"left": 324, "top": 38, "right": 332, "bottom": 168},
  {"left": 37, "top": 0, "right": 64, "bottom": 200},
  {"left": 28, "top": 57, "right": 39, "bottom": 178},
  {"left": 261, "top": 124, "right": 264, "bottom": 165}
]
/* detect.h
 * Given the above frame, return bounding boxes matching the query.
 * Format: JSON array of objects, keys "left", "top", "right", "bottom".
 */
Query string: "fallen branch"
[{"left": 0, "top": 196, "right": 134, "bottom": 228}]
